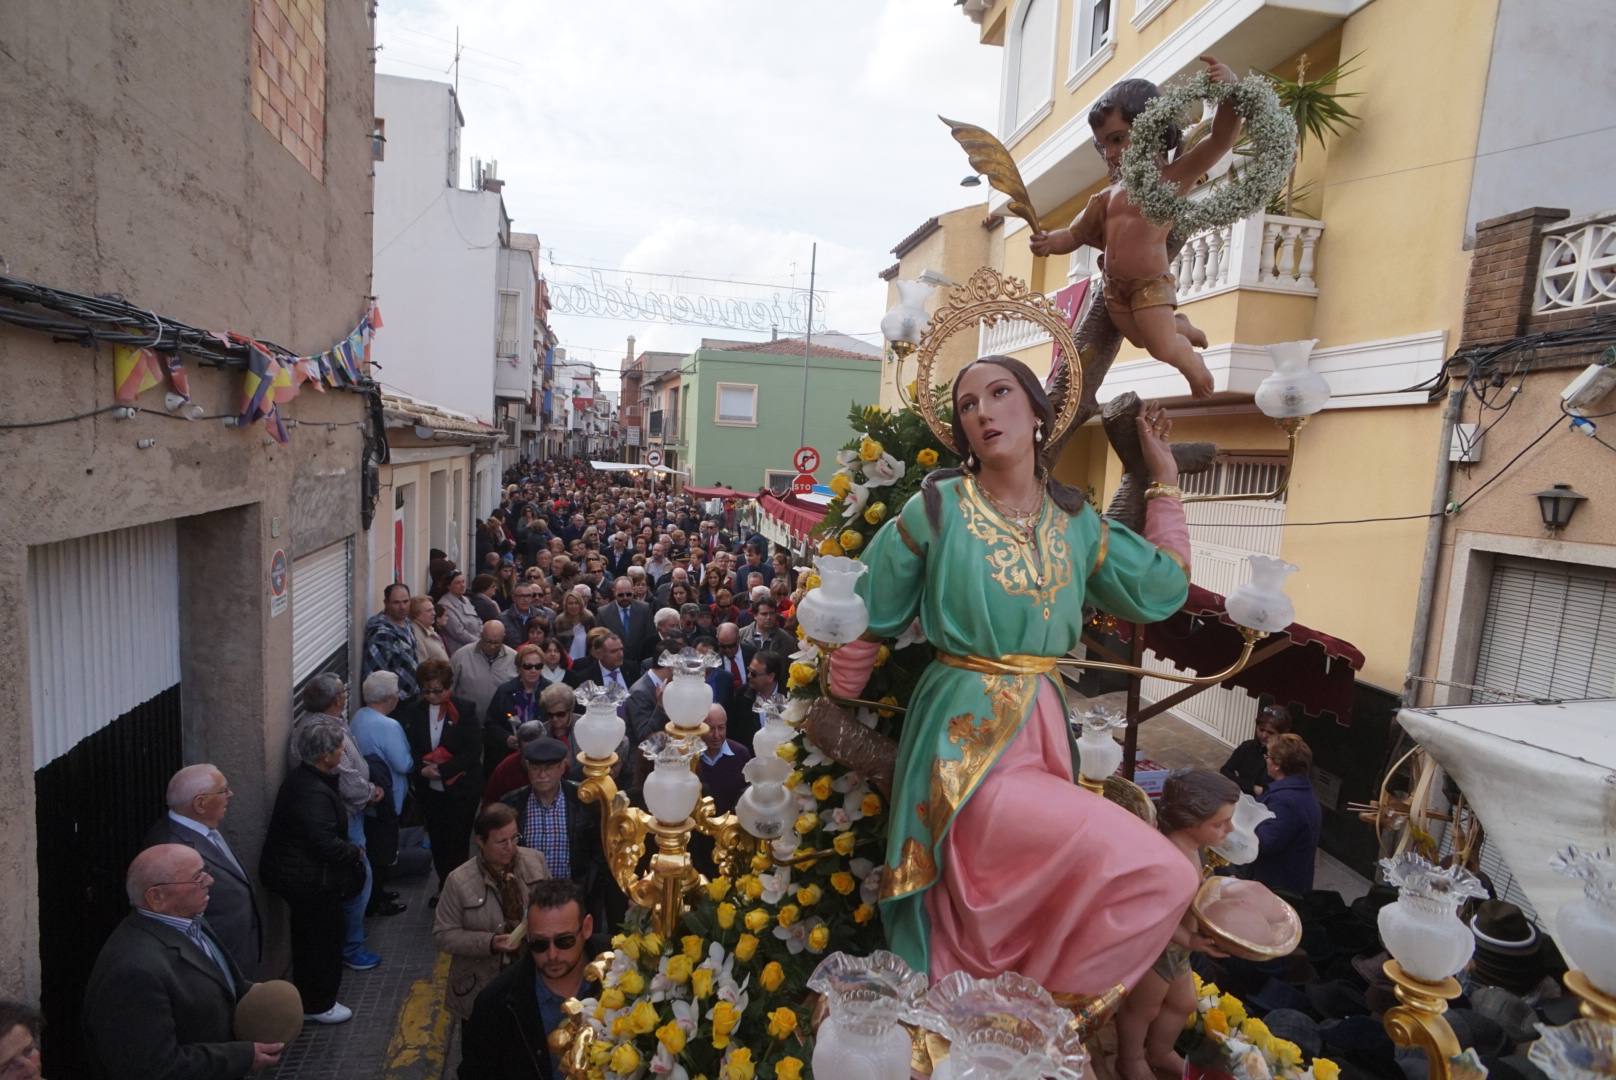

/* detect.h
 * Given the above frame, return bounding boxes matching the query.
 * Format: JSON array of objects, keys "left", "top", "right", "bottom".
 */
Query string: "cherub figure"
[{"left": 1031, "top": 56, "right": 1243, "bottom": 399}]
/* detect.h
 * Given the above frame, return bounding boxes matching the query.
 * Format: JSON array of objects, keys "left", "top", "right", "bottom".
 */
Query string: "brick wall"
[
  {"left": 1459, "top": 206, "right": 1568, "bottom": 349},
  {"left": 250, "top": 0, "right": 327, "bottom": 181}
]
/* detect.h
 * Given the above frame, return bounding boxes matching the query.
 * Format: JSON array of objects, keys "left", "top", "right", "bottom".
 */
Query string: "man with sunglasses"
[{"left": 458, "top": 879, "right": 602, "bottom": 1080}]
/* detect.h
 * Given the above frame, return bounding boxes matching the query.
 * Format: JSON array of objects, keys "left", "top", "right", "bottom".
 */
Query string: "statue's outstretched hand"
[{"left": 1137, "top": 401, "right": 1179, "bottom": 486}]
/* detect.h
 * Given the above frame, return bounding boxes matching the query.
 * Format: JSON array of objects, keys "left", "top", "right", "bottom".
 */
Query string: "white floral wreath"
[{"left": 1119, "top": 70, "right": 1297, "bottom": 236}]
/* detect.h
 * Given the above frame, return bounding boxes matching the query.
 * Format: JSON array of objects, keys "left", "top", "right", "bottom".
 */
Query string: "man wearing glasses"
[
  {"left": 458, "top": 879, "right": 602, "bottom": 1080},
  {"left": 500, "top": 584, "right": 553, "bottom": 647},
  {"left": 84, "top": 845, "right": 282, "bottom": 1078}
]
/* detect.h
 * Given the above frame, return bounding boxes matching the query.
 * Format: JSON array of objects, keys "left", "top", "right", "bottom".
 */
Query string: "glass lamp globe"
[
  {"left": 640, "top": 733, "right": 703, "bottom": 824},
  {"left": 795, "top": 556, "right": 870, "bottom": 645},
  {"left": 573, "top": 683, "right": 626, "bottom": 759},
  {"left": 1225, "top": 555, "right": 1299, "bottom": 634},
  {"left": 1378, "top": 854, "right": 1488, "bottom": 982},
  {"left": 659, "top": 648, "right": 718, "bottom": 732},
  {"left": 1073, "top": 707, "right": 1127, "bottom": 784},
  {"left": 1254, "top": 339, "right": 1330, "bottom": 419},
  {"left": 879, "top": 280, "right": 936, "bottom": 346},
  {"left": 1552, "top": 845, "right": 1616, "bottom": 995}
]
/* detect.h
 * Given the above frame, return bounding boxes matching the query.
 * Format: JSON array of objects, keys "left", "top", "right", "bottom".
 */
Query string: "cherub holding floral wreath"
[{"left": 1030, "top": 56, "right": 1244, "bottom": 399}]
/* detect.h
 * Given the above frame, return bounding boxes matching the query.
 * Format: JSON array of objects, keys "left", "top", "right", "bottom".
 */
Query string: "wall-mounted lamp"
[
  {"left": 1535, "top": 483, "right": 1586, "bottom": 532},
  {"left": 960, "top": 174, "right": 982, "bottom": 187}
]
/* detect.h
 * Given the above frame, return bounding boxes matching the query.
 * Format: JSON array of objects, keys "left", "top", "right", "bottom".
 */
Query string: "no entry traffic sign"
[
  {"left": 646, "top": 449, "right": 663, "bottom": 468},
  {"left": 792, "top": 445, "right": 820, "bottom": 474}
]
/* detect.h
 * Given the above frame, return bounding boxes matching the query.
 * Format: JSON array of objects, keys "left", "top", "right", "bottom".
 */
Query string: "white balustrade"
[
  {"left": 1535, "top": 211, "right": 1616, "bottom": 312},
  {"left": 1172, "top": 212, "right": 1324, "bottom": 302},
  {"left": 979, "top": 311, "right": 1055, "bottom": 356}
]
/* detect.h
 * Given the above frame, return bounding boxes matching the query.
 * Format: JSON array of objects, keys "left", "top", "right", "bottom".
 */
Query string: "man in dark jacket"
[
  {"left": 143, "top": 764, "right": 263, "bottom": 979},
  {"left": 84, "top": 845, "right": 281, "bottom": 1079},
  {"left": 500, "top": 741, "right": 612, "bottom": 930},
  {"left": 594, "top": 577, "right": 657, "bottom": 672},
  {"left": 1248, "top": 733, "right": 1323, "bottom": 894},
  {"left": 458, "top": 880, "right": 603, "bottom": 1080}
]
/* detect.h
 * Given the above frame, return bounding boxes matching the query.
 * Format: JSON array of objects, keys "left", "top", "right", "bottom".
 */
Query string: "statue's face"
[
  {"left": 1091, "top": 110, "right": 1132, "bottom": 177},
  {"left": 956, "top": 363, "right": 1038, "bottom": 471}
]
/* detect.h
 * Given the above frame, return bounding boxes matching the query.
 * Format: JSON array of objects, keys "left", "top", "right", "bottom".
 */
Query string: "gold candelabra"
[{"left": 1381, "top": 960, "right": 1464, "bottom": 1075}]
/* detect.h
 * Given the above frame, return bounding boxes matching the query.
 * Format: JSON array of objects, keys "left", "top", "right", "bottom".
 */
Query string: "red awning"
[
  {"left": 1117, "top": 583, "right": 1365, "bottom": 723},
  {"left": 758, "top": 490, "right": 830, "bottom": 544},
  {"left": 683, "top": 484, "right": 747, "bottom": 501}
]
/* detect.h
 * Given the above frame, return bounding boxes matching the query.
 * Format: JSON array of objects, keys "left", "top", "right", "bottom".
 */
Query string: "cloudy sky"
[{"left": 374, "top": 1, "right": 1002, "bottom": 388}]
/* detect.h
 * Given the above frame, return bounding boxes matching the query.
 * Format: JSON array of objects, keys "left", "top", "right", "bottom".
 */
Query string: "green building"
[{"left": 680, "top": 338, "right": 882, "bottom": 493}]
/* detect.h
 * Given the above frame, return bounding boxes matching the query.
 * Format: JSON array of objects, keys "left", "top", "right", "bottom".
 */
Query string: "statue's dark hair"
[
  {"left": 1157, "top": 768, "right": 1240, "bottom": 834},
  {"left": 920, "top": 356, "right": 1089, "bottom": 531},
  {"left": 1088, "top": 78, "right": 1183, "bottom": 155}
]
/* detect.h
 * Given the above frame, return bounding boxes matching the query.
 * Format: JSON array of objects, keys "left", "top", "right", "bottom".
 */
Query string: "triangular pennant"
[
  {"left": 162, "top": 353, "right": 191, "bottom": 402},
  {"left": 113, "top": 346, "right": 165, "bottom": 403},
  {"left": 263, "top": 405, "right": 290, "bottom": 445}
]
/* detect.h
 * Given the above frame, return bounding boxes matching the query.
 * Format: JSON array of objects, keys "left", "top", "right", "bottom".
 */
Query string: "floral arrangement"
[
  {"left": 1120, "top": 69, "right": 1297, "bottom": 237},
  {"left": 1180, "top": 972, "right": 1342, "bottom": 1080}
]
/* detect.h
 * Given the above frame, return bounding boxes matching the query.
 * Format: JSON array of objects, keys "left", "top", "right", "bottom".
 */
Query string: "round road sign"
[
  {"left": 646, "top": 449, "right": 664, "bottom": 468},
  {"left": 792, "top": 446, "right": 820, "bottom": 474}
]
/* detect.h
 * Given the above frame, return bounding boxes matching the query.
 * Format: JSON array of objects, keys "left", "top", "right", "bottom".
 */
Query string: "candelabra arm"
[
  {"left": 692, "top": 797, "right": 754, "bottom": 881},
  {"left": 1382, "top": 960, "right": 1462, "bottom": 1080},
  {"left": 1182, "top": 417, "right": 1304, "bottom": 504},
  {"left": 578, "top": 754, "right": 658, "bottom": 905},
  {"left": 1056, "top": 626, "right": 1267, "bottom": 685},
  {"left": 1076, "top": 776, "right": 1106, "bottom": 795},
  {"left": 1565, "top": 970, "right": 1616, "bottom": 1023},
  {"left": 890, "top": 340, "right": 918, "bottom": 411}
]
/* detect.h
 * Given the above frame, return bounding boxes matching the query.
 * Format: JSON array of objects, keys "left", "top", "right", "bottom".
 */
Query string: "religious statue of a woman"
[{"left": 828, "top": 354, "right": 1201, "bottom": 996}]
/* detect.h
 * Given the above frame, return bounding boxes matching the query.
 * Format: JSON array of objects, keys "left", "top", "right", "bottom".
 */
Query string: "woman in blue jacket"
[{"left": 1248, "top": 733, "right": 1323, "bottom": 895}]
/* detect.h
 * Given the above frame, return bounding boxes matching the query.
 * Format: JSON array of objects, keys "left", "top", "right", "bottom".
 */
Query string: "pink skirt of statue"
[{"left": 923, "top": 680, "right": 1199, "bottom": 995}]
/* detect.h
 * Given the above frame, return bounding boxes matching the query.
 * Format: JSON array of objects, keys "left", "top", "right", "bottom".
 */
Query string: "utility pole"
[{"left": 798, "top": 242, "right": 817, "bottom": 450}]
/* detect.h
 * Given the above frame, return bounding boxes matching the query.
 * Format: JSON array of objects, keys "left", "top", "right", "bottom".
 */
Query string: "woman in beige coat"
[{"left": 431, "top": 802, "right": 549, "bottom": 1020}]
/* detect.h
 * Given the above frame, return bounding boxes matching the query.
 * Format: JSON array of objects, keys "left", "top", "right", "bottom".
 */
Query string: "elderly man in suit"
[
  {"left": 595, "top": 576, "right": 656, "bottom": 672},
  {"left": 143, "top": 765, "right": 263, "bottom": 980},
  {"left": 84, "top": 844, "right": 282, "bottom": 1079},
  {"left": 501, "top": 739, "right": 614, "bottom": 931}
]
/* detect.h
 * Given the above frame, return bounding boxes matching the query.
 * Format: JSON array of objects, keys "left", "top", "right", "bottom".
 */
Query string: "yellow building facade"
[{"left": 943, "top": 0, "right": 1510, "bottom": 740}]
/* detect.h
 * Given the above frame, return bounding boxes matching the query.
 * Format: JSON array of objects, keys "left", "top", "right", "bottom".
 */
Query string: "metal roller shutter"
[
  {"left": 27, "top": 521, "right": 181, "bottom": 768},
  {"left": 291, "top": 540, "right": 353, "bottom": 685}
]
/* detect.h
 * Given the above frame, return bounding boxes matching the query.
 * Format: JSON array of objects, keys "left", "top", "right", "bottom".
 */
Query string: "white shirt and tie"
[
  {"left": 167, "top": 811, "right": 245, "bottom": 878},
  {"left": 601, "top": 667, "right": 628, "bottom": 693}
]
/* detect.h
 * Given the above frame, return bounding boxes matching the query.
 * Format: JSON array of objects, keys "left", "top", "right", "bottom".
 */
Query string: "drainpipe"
[{"left": 1402, "top": 387, "right": 1464, "bottom": 706}]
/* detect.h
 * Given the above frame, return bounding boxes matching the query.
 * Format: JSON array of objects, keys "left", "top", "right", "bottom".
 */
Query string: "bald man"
[
  {"left": 450, "top": 620, "right": 518, "bottom": 718},
  {"left": 84, "top": 845, "right": 281, "bottom": 1078},
  {"left": 145, "top": 764, "right": 262, "bottom": 978}
]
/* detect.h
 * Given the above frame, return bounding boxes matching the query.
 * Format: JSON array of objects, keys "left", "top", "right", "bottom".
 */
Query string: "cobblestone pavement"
[{"left": 264, "top": 838, "right": 456, "bottom": 1080}]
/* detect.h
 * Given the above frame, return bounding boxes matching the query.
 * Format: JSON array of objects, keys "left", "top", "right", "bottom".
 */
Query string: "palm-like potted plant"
[{"left": 1260, "top": 52, "right": 1361, "bottom": 217}]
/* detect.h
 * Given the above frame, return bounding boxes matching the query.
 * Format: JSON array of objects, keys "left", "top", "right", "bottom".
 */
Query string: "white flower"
[
  {"left": 792, "top": 779, "right": 819, "bottom": 813},
  {"left": 841, "top": 482, "right": 871, "bottom": 520},
  {"left": 759, "top": 866, "right": 793, "bottom": 905},
  {"left": 649, "top": 1047, "right": 688, "bottom": 1080},
  {"left": 698, "top": 942, "right": 734, "bottom": 984},
  {"left": 781, "top": 696, "right": 810, "bottom": 726},
  {"left": 861, "top": 865, "right": 885, "bottom": 905},
  {"left": 862, "top": 453, "right": 906, "bottom": 488},
  {"left": 895, "top": 618, "right": 927, "bottom": 649},
  {"left": 790, "top": 641, "right": 821, "bottom": 665},
  {"left": 801, "top": 738, "right": 831, "bottom": 768},
  {"left": 841, "top": 785, "right": 871, "bottom": 819},
  {"left": 773, "top": 920, "right": 810, "bottom": 954},
  {"left": 832, "top": 771, "right": 866, "bottom": 795},
  {"left": 820, "top": 806, "right": 854, "bottom": 833},
  {"left": 836, "top": 448, "right": 861, "bottom": 469}
]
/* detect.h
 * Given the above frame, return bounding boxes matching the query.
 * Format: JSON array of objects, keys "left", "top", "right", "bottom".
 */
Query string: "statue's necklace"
[{"left": 978, "top": 482, "right": 1043, "bottom": 544}]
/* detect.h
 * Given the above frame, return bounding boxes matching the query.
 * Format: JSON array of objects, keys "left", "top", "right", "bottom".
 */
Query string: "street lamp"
[{"left": 1535, "top": 483, "right": 1587, "bottom": 532}]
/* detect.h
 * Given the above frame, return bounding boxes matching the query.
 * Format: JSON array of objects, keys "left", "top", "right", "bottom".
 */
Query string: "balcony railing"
[
  {"left": 1172, "top": 212, "right": 1323, "bottom": 302},
  {"left": 1536, "top": 211, "right": 1616, "bottom": 312}
]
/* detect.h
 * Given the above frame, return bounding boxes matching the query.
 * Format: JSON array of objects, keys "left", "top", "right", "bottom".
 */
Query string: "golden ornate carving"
[
  {"left": 913, "top": 268, "right": 1083, "bottom": 455},
  {"left": 959, "top": 476, "right": 1072, "bottom": 611},
  {"left": 939, "top": 117, "right": 1041, "bottom": 233},
  {"left": 1382, "top": 959, "right": 1464, "bottom": 1080}
]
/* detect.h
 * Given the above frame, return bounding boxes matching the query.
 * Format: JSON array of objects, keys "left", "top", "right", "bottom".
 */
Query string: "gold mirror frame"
[{"left": 912, "top": 267, "right": 1084, "bottom": 455}]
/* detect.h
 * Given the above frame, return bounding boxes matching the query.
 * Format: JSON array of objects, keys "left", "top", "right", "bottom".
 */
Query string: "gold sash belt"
[{"left": 936, "top": 652, "right": 1057, "bottom": 676}]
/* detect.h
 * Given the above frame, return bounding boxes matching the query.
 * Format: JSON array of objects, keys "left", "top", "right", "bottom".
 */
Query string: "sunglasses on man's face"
[
  {"left": 520, "top": 663, "right": 544, "bottom": 671},
  {"left": 528, "top": 931, "right": 580, "bottom": 954}
]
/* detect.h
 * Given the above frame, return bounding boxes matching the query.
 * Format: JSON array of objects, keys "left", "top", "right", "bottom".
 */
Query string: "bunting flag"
[
  {"left": 263, "top": 405, "right": 290, "bottom": 445},
  {"left": 163, "top": 354, "right": 191, "bottom": 403},
  {"left": 270, "top": 355, "right": 298, "bottom": 405},
  {"left": 294, "top": 356, "right": 326, "bottom": 391},
  {"left": 113, "top": 346, "right": 167, "bottom": 403},
  {"left": 238, "top": 339, "right": 278, "bottom": 424}
]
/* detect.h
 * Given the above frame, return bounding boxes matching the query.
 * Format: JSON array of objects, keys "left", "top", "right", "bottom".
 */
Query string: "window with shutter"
[
  {"left": 715, "top": 383, "right": 757, "bottom": 426},
  {"left": 1472, "top": 557, "right": 1616, "bottom": 704},
  {"left": 497, "top": 290, "right": 520, "bottom": 358}
]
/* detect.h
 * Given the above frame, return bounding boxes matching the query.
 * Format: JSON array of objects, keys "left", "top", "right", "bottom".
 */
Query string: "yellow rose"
[
  {"left": 1273, "top": 1039, "right": 1303, "bottom": 1069},
  {"left": 793, "top": 812, "right": 817, "bottom": 836},
  {"left": 916, "top": 447, "right": 939, "bottom": 467},
  {"left": 1200, "top": 981, "right": 1221, "bottom": 999},
  {"left": 707, "top": 876, "right": 732, "bottom": 901},
  {"left": 777, "top": 904, "right": 800, "bottom": 927},
  {"left": 784, "top": 772, "right": 803, "bottom": 791},
  {"left": 1239, "top": 1017, "right": 1271, "bottom": 1044},
  {"left": 1313, "top": 1058, "right": 1341, "bottom": 1080},
  {"left": 833, "top": 832, "right": 857, "bottom": 856},
  {"left": 828, "top": 471, "right": 853, "bottom": 498},
  {"left": 589, "top": 1040, "right": 612, "bottom": 1066},
  {"left": 854, "top": 903, "right": 875, "bottom": 924},
  {"left": 863, "top": 501, "right": 887, "bottom": 525},
  {"left": 1204, "top": 1008, "right": 1229, "bottom": 1036},
  {"left": 738, "top": 875, "right": 763, "bottom": 901},
  {"left": 837, "top": 528, "right": 864, "bottom": 552},
  {"left": 691, "top": 966, "right": 714, "bottom": 1000},
  {"left": 859, "top": 436, "right": 884, "bottom": 462},
  {"left": 724, "top": 1047, "right": 755, "bottom": 1080},
  {"left": 767, "top": 1006, "right": 798, "bottom": 1039},
  {"left": 777, "top": 743, "right": 798, "bottom": 763},
  {"left": 861, "top": 793, "right": 883, "bottom": 817},
  {"left": 657, "top": 1018, "right": 688, "bottom": 1055},
  {"left": 682, "top": 935, "right": 704, "bottom": 962},
  {"left": 716, "top": 902, "right": 736, "bottom": 930},
  {"left": 796, "top": 884, "right": 822, "bottom": 907},
  {"left": 802, "top": 572, "right": 820, "bottom": 591},
  {"left": 666, "top": 955, "right": 693, "bottom": 985},
  {"left": 776, "top": 1056, "right": 805, "bottom": 1080},
  {"left": 609, "top": 1042, "right": 642, "bottom": 1075},
  {"left": 625, "top": 999, "right": 659, "bottom": 1036},
  {"left": 618, "top": 968, "right": 645, "bottom": 995},
  {"left": 599, "top": 987, "right": 625, "bottom": 1010},
  {"left": 640, "top": 932, "right": 665, "bottom": 957},
  {"left": 817, "top": 537, "right": 843, "bottom": 557},
  {"left": 830, "top": 871, "right": 856, "bottom": 895},
  {"left": 807, "top": 925, "right": 830, "bottom": 953},
  {"left": 734, "top": 932, "right": 758, "bottom": 962},
  {"left": 761, "top": 961, "right": 785, "bottom": 991},
  {"left": 710, "top": 1000, "right": 740, "bottom": 1049},
  {"left": 877, "top": 695, "right": 898, "bottom": 718},
  {"left": 612, "top": 933, "right": 641, "bottom": 962},
  {"left": 787, "top": 661, "right": 817, "bottom": 690},
  {"left": 873, "top": 644, "right": 891, "bottom": 668},
  {"left": 1218, "top": 992, "right": 1246, "bottom": 1025},
  {"left": 744, "top": 908, "right": 770, "bottom": 933},
  {"left": 811, "top": 775, "right": 833, "bottom": 801}
]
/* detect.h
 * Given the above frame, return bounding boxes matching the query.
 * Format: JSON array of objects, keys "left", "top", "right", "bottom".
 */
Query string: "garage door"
[
  {"left": 1473, "top": 557, "right": 1616, "bottom": 703},
  {"left": 291, "top": 539, "right": 353, "bottom": 720}
]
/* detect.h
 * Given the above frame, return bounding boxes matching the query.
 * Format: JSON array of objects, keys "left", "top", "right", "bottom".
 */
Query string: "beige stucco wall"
[
  {"left": 369, "top": 447, "right": 480, "bottom": 610},
  {"left": 882, "top": 204, "right": 991, "bottom": 410},
  {"left": 0, "top": 0, "right": 374, "bottom": 999}
]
